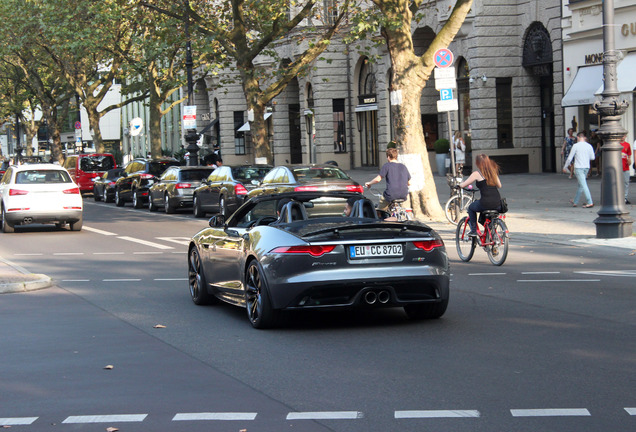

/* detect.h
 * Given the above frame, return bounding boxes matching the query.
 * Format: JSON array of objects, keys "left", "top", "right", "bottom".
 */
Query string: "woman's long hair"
[{"left": 475, "top": 154, "right": 500, "bottom": 187}]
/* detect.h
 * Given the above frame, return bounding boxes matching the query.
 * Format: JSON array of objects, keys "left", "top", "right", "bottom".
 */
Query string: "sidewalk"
[{"left": 1, "top": 171, "right": 634, "bottom": 292}]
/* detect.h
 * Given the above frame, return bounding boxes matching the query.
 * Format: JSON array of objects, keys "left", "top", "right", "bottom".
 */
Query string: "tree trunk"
[
  {"left": 43, "top": 109, "right": 64, "bottom": 165},
  {"left": 84, "top": 101, "right": 105, "bottom": 153},
  {"left": 148, "top": 83, "right": 163, "bottom": 158}
]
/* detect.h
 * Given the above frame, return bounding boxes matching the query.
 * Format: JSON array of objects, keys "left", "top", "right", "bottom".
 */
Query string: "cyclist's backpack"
[{"left": 499, "top": 197, "right": 509, "bottom": 213}]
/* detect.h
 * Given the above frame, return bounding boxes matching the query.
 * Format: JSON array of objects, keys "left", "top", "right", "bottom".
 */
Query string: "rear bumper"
[{"left": 5, "top": 209, "right": 83, "bottom": 225}]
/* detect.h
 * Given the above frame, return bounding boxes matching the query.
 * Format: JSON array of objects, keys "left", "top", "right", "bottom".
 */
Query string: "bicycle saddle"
[{"left": 481, "top": 210, "right": 500, "bottom": 219}]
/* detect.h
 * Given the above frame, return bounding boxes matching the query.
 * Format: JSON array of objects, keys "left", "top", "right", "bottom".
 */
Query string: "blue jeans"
[
  {"left": 573, "top": 168, "right": 592, "bottom": 205},
  {"left": 467, "top": 200, "right": 486, "bottom": 233}
]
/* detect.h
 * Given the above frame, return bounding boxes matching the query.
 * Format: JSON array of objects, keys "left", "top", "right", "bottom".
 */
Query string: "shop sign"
[
  {"left": 584, "top": 53, "right": 604, "bottom": 65},
  {"left": 621, "top": 22, "right": 636, "bottom": 37}
]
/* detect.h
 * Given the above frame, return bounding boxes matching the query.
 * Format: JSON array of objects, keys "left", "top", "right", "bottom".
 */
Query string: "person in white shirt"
[{"left": 563, "top": 131, "right": 596, "bottom": 208}]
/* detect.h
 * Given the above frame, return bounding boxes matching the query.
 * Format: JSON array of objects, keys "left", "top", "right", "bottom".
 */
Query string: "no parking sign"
[{"left": 434, "top": 48, "right": 454, "bottom": 68}]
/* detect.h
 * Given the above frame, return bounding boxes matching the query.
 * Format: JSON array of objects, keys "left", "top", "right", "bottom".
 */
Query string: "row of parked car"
[{"left": 90, "top": 155, "right": 365, "bottom": 218}]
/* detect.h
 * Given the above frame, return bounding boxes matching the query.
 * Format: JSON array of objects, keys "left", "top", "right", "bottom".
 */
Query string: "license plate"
[{"left": 349, "top": 244, "right": 403, "bottom": 259}]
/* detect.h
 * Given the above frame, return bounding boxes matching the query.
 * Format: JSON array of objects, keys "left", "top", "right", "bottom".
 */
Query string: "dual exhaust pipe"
[{"left": 364, "top": 290, "right": 390, "bottom": 305}]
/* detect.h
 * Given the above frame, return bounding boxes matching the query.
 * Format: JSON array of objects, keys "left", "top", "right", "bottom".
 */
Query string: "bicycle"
[
  {"left": 455, "top": 210, "right": 509, "bottom": 266},
  {"left": 445, "top": 182, "right": 476, "bottom": 225},
  {"left": 369, "top": 191, "right": 413, "bottom": 221}
]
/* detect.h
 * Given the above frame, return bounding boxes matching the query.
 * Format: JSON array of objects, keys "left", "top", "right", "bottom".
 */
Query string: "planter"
[{"left": 436, "top": 153, "right": 449, "bottom": 176}]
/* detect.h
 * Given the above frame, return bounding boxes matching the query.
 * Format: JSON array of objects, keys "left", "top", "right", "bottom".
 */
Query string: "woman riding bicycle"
[{"left": 459, "top": 154, "right": 502, "bottom": 237}]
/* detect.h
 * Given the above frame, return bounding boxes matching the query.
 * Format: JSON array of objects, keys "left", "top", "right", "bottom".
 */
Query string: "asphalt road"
[{"left": 1, "top": 198, "right": 635, "bottom": 432}]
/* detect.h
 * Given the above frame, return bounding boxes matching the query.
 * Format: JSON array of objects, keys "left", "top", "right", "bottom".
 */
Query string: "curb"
[{"left": 0, "top": 256, "right": 53, "bottom": 294}]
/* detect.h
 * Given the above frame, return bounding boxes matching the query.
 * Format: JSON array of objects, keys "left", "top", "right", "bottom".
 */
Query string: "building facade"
[{"left": 191, "top": 0, "right": 564, "bottom": 174}]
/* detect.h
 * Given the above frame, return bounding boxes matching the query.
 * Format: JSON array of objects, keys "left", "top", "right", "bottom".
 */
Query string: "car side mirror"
[{"left": 209, "top": 214, "right": 226, "bottom": 228}]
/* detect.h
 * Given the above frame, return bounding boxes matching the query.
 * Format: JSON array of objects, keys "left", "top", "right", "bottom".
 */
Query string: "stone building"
[{"left": 193, "top": 0, "right": 564, "bottom": 174}]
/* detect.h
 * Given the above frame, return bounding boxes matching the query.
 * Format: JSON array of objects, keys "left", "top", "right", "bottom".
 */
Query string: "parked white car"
[{"left": 0, "top": 164, "right": 83, "bottom": 233}]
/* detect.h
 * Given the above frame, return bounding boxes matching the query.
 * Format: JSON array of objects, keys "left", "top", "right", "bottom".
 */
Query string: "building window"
[
  {"left": 496, "top": 78, "right": 513, "bottom": 148},
  {"left": 234, "top": 111, "right": 245, "bottom": 155},
  {"left": 332, "top": 99, "right": 346, "bottom": 153},
  {"left": 323, "top": 0, "right": 338, "bottom": 24}
]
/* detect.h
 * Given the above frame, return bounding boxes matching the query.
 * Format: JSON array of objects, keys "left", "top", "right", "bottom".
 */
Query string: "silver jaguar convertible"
[{"left": 187, "top": 191, "right": 450, "bottom": 329}]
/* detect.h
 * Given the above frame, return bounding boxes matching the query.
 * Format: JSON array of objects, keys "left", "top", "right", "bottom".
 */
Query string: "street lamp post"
[
  {"left": 184, "top": 1, "right": 199, "bottom": 166},
  {"left": 593, "top": 0, "right": 633, "bottom": 238}
]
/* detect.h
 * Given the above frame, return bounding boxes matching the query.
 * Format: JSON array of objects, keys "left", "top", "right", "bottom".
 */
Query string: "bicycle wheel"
[
  {"left": 455, "top": 216, "right": 475, "bottom": 262},
  {"left": 445, "top": 195, "right": 471, "bottom": 225},
  {"left": 486, "top": 218, "right": 509, "bottom": 266}
]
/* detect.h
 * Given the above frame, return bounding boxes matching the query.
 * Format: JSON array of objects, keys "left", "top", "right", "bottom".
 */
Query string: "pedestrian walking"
[
  {"left": 620, "top": 134, "right": 632, "bottom": 204},
  {"left": 561, "top": 128, "right": 576, "bottom": 179},
  {"left": 453, "top": 131, "right": 466, "bottom": 175},
  {"left": 563, "top": 131, "right": 595, "bottom": 208}
]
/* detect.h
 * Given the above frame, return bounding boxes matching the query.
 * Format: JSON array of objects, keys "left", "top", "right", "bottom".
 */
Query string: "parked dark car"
[
  {"left": 92, "top": 168, "right": 125, "bottom": 203},
  {"left": 114, "top": 158, "right": 180, "bottom": 208},
  {"left": 247, "top": 165, "right": 364, "bottom": 217},
  {"left": 63, "top": 153, "right": 117, "bottom": 193},
  {"left": 192, "top": 165, "right": 272, "bottom": 218},
  {"left": 147, "top": 166, "right": 214, "bottom": 213},
  {"left": 0, "top": 160, "right": 9, "bottom": 178},
  {"left": 187, "top": 191, "right": 449, "bottom": 329}
]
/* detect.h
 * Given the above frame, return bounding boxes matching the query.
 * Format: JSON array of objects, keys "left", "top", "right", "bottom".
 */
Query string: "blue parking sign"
[{"left": 440, "top": 88, "right": 453, "bottom": 101}]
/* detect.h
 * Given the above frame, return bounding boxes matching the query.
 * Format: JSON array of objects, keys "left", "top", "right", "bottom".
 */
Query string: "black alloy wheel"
[
  {"left": 218, "top": 196, "right": 226, "bottom": 218},
  {"left": 93, "top": 187, "right": 101, "bottom": 201},
  {"left": 245, "top": 260, "right": 281, "bottom": 329},
  {"left": 115, "top": 189, "right": 124, "bottom": 207},
  {"left": 188, "top": 247, "right": 215, "bottom": 305},
  {"left": 193, "top": 195, "right": 205, "bottom": 218},
  {"left": 133, "top": 189, "right": 143, "bottom": 209},
  {"left": 164, "top": 194, "right": 175, "bottom": 214}
]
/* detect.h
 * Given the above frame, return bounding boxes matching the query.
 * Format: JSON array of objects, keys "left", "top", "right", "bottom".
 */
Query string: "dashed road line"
[
  {"left": 154, "top": 278, "right": 187, "bottom": 281},
  {"left": 173, "top": 412, "right": 257, "bottom": 421},
  {"left": 517, "top": 279, "right": 601, "bottom": 283},
  {"left": 510, "top": 408, "right": 590, "bottom": 417},
  {"left": 13, "top": 253, "right": 43, "bottom": 256},
  {"left": 133, "top": 251, "right": 164, "bottom": 255},
  {"left": 93, "top": 252, "right": 125, "bottom": 255},
  {"left": 521, "top": 271, "right": 560, "bottom": 274},
  {"left": 0, "top": 417, "right": 38, "bottom": 425},
  {"left": 83, "top": 226, "right": 118, "bottom": 236},
  {"left": 286, "top": 411, "right": 362, "bottom": 420},
  {"left": 626, "top": 408, "right": 636, "bottom": 415},
  {"left": 395, "top": 410, "right": 480, "bottom": 419},
  {"left": 62, "top": 414, "right": 148, "bottom": 423},
  {"left": 575, "top": 270, "right": 636, "bottom": 277},
  {"left": 118, "top": 236, "right": 174, "bottom": 250},
  {"left": 102, "top": 279, "right": 142, "bottom": 282},
  {"left": 468, "top": 273, "right": 506, "bottom": 276},
  {"left": 53, "top": 252, "right": 84, "bottom": 256},
  {"left": 62, "top": 279, "right": 90, "bottom": 282},
  {"left": 156, "top": 236, "right": 191, "bottom": 246}
]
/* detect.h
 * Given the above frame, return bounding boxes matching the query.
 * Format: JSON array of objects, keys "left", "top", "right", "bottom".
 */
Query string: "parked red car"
[{"left": 63, "top": 153, "right": 117, "bottom": 193}]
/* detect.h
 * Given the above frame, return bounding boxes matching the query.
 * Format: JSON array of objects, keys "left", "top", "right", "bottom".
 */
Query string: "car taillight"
[
  {"left": 346, "top": 185, "right": 365, "bottom": 194},
  {"left": 235, "top": 183, "right": 248, "bottom": 195},
  {"left": 412, "top": 239, "right": 444, "bottom": 251},
  {"left": 108, "top": 181, "right": 116, "bottom": 186},
  {"left": 63, "top": 187, "right": 80, "bottom": 195},
  {"left": 175, "top": 183, "right": 192, "bottom": 189},
  {"left": 294, "top": 185, "right": 318, "bottom": 192},
  {"left": 140, "top": 173, "right": 154, "bottom": 179},
  {"left": 9, "top": 189, "right": 29, "bottom": 196},
  {"left": 270, "top": 245, "right": 336, "bottom": 257}
]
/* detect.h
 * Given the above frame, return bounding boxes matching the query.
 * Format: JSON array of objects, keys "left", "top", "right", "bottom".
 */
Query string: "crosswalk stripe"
[
  {"left": 286, "top": 411, "right": 362, "bottom": 420},
  {"left": 62, "top": 414, "right": 147, "bottom": 423},
  {"left": 0, "top": 417, "right": 38, "bottom": 425},
  {"left": 173, "top": 413, "right": 257, "bottom": 421},
  {"left": 510, "top": 408, "right": 590, "bottom": 417},
  {"left": 395, "top": 410, "right": 480, "bottom": 418}
]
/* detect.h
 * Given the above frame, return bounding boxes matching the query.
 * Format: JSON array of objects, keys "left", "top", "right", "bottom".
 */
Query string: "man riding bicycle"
[{"left": 364, "top": 147, "right": 411, "bottom": 211}]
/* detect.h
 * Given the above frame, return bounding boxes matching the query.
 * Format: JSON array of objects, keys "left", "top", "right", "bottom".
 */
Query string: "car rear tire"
[
  {"left": 69, "top": 216, "right": 83, "bottom": 232},
  {"left": 115, "top": 189, "right": 124, "bottom": 207},
  {"left": 148, "top": 195, "right": 158, "bottom": 212},
  {"left": 1, "top": 207, "right": 14, "bottom": 233},
  {"left": 245, "top": 260, "right": 281, "bottom": 329},
  {"left": 193, "top": 195, "right": 205, "bottom": 218},
  {"left": 133, "top": 189, "right": 143, "bottom": 209},
  {"left": 164, "top": 194, "right": 175, "bottom": 214},
  {"left": 188, "top": 247, "right": 216, "bottom": 305},
  {"left": 103, "top": 188, "right": 111, "bottom": 203},
  {"left": 93, "top": 187, "right": 101, "bottom": 202}
]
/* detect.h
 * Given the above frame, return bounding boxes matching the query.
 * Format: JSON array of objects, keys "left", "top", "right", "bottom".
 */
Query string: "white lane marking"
[
  {"left": 171, "top": 251, "right": 188, "bottom": 254},
  {"left": 103, "top": 279, "right": 142, "bottom": 282},
  {"left": 53, "top": 253, "right": 84, "bottom": 256},
  {"left": 517, "top": 279, "right": 601, "bottom": 283},
  {"left": 62, "top": 279, "right": 90, "bottom": 282},
  {"left": 468, "top": 273, "right": 506, "bottom": 276},
  {"left": 14, "top": 253, "right": 43, "bottom": 256},
  {"left": 575, "top": 270, "right": 636, "bottom": 277},
  {"left": 395, "top": 410, "right": 480, "bottom": 419},
  {"left": 118, "top": 236, "right": 174, "bottom": 250},
  {"left": 156, "top": 236, "right": 191, "bottom": 246},
  {"left": 173, "top": 413, "right": 257, "bottom": 421},
  {"left": 0, "top": 417, "right": 38, "bottom": 425},
  {"left": 286, "top": 411, "right": 363, "bottom": 420},
  {"left": 626, "top": 408, "right": 636, "bottom": 415},
  {"left": 93, "top": 252, "right": 125, "bottom": 255},
  {"left": 62, "top": 414, "right": 147, "bottom": 423},
  {"left": 133, "top": 251, "right": 164, "bottom": 255},
  {"left": 154, "top": 278, "right": 188, "bottom": 281},
  {"left": 510, "top": 408, "right": 590, "bottom": 417},
  {"left": 83, "top": 226, "right": 118, "bottom": 236},
  {"left": 521, "top": 272, "right": 560, "bottom": 275}
]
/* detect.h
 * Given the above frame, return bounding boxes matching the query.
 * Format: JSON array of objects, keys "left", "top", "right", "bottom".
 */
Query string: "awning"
[
  {"left": 595, "top": 52, "right": 636, "bottom": 95},
  {"left": 198, "top": 118, "right": 219, "bottom": 136},
  {"left": 354, "top": 104, "right": 378, "bottom": 112},
  {"left": 561, "top": 65, "right": 603, "bottom": 107},
  {"left": 237, "top": 122, "right": 250, "bottom": 132}
]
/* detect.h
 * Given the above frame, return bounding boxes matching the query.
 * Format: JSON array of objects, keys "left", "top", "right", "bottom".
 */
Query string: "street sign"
[
  {"left": 433, "top": 48, "right": 454, "bottom": 68},
  {"left": 74, "top": 121, "right": 81, "bottom": 130},
  {"left": 437, "top": 98, "right": 458, "bottom": 112},
  {"left": 183, "top": 105, "right": 197, "bottom": 129},
  {"left": 130, "top": 117, "right": 144, "bottom": 136},
  {"left": 440, "top": 88, "right": 454, "bottom": 101},
  {"left": 434, "top": 67, "right": 455, "bottom": 79},
  {"left": 435, "top": 78, "right": 457, "bottom": 90}
]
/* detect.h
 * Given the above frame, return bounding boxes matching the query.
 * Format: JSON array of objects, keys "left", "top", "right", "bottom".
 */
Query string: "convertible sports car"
[{"left": 188, "top": 191, "right": 450, "bottom": 329}]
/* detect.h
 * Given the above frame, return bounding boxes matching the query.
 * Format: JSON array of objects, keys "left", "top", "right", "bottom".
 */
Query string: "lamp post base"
[{"left": 594, "top": 215, "right": 633, "bottom": 239}]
